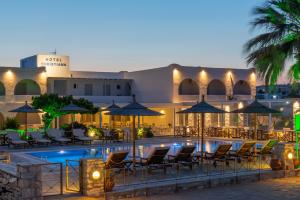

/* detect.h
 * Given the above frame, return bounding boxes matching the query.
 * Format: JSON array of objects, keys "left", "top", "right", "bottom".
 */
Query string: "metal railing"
[
  {"left": 66, "top": 160, "right": 81, "bottom": 192},
  {"left": 40, "top": 162, "right": 63, "bottom": 196}
]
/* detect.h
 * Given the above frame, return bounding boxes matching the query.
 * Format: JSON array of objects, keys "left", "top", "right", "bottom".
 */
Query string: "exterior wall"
[
  {"left": 125, "top": 66, "right": 174, "bottom": 103},
  {"left": 172, "top": 65, "right": 256, "bottom": 103},
  {"left": 47, "top": 77, "right": 132, "bottom": 102}
]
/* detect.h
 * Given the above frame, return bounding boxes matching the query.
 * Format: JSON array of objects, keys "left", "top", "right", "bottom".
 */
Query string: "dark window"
[
  {"left": 116, "top": 84, "right": 121, "bottom": 90},
  {"left": 103, "top": 84, "right": 111, "bottom": 96},
  {"left": 53, "top": 80, "right": 67, "bottom": 95},
  {"left": 84, "top": 84, "right": 93, "bottom": 96},
  {"left": 73, "top": 84, "right": 77, "bottom": 89}
]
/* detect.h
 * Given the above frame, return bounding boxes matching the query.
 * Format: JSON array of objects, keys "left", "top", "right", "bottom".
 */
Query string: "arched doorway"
[
  {"left": 207, "top": 79, "right": 226, "bottom": 95},
  {"left": 178, "top": 78, "right": 199, "bottom": 95},
  {"left": 233, "top": 80, "right": 251, "bottom": 95},
  {"left": 14, "top": 79, "right": 41, "bottom": 95}
]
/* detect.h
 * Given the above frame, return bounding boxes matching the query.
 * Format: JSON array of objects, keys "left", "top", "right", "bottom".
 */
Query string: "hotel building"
[{"left": 0, "top": 53, "right": 262, "bottom": 135}]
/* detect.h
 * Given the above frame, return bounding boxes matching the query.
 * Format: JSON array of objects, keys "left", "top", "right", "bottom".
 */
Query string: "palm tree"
[{"left": 245, "top": 0, "right": 300, "bottom": 86}]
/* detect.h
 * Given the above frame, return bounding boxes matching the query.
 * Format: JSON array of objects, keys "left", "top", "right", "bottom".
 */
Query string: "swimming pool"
[{"left": 28, "top": 140, "right": 260, "bottom": 165}]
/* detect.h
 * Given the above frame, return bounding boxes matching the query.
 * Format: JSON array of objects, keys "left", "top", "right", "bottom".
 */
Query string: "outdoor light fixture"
[
  {"left": 92, "top": 170, "right": 101, "bottom": 180},
  {"left": 59, "top": 150, "right": 65, "bottom": 154},
  {"left": 287, "top": 152, "right": 293, "bottom": 160}
]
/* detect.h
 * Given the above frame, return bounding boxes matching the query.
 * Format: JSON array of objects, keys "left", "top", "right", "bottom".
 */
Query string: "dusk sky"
[{"left": 0, "top": 0, "right": 265, "bottom": 72}]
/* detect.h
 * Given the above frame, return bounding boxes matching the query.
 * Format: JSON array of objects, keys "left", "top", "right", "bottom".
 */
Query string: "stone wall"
[
  {"left": 0, "top": 168, "right": 19, "bottom": 200},
  {"left": 80, "top": 158, "right": 106, "bottom": 197},
  {"left": 0, "top": 163, "right": 44, "bottom": 200}
]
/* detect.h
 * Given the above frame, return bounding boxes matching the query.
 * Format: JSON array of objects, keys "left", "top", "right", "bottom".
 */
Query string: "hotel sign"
[{"left": 38, "top": 55, "right": 69, "bottom": 68}]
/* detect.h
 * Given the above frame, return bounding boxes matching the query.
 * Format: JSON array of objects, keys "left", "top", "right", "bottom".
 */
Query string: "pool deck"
[{"left": 48, "top": 175, "right": 300, "bottom": 200}]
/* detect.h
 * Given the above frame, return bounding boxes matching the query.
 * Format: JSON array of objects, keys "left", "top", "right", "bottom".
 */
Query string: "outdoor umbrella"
[
  {"left": 231, "top": 99, "right": 280, "bottom": 139},
  {"left": 177, "top": 95, "right": 226, "bottom": 161},
  {"left": 60, "top": 102, "right": 89, "bottom": 140},
  {"left": 9, "top": 101, "right": 42, "bottom": 135},
  {"left": 100, "top": 100, "right": 120, "bottom": 129},
  {"left": 106, "top": 95, "right": 162, "bottom": 167}
]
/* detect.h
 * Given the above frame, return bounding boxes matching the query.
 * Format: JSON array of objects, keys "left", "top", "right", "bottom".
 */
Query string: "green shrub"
[
  {"left": 144, "top": 127, "right": 154, "bottom": 138},
  {"left": 4, "top": 117, "right": 20, "bottom": 130}
]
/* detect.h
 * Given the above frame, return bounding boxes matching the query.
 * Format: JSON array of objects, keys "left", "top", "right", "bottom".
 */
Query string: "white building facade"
[{"left": 0, "top": 53, "right": 272, "bottom": 135}]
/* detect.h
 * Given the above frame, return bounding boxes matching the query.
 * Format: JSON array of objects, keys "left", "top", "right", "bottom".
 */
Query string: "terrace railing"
[{"left": 66, "top": 159, "right": 81, "bottom": 192}]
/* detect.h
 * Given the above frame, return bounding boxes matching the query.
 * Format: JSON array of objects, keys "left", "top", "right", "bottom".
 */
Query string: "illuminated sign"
[{"left": 37, "top": 55, "right": 69, "bottom": 68}]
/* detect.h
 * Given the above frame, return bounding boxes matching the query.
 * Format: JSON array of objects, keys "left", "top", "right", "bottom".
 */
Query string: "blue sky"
[{"left": 0, "top": 0, "right": 264, "bottom": 72}]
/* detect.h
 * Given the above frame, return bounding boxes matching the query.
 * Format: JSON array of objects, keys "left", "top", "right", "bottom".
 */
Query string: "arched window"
[
  {"left": 0, "top": 82, "right": 5, "bottom": 96},
  {"left": 233, "top": 80, "right": 251, "bottom": 95},
  {"left": 14, "top": 79, "right": 41, "bottom": 95},
  {"left": 207, "top": 79, "right": 226, "bottom": 95},
  {"left": 178, "top": 78, "right": 199, "bottom": 95}
]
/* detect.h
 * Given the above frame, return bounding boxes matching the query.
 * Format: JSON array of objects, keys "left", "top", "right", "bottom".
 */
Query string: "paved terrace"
[{"left": 45, "top": 176, "right": 300, "bottom": 200}]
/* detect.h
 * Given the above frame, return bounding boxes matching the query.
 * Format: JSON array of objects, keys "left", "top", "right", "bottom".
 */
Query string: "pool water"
[{"left": 28, "top": 140, "right": 259, "bottom": 165}]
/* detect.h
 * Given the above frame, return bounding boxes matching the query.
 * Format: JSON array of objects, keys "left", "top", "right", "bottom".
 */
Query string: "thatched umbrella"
[
  {"left": 177, "top": 95, "right": 226, "bottom": 160},
  {"left": 9, "top": 101, "right": 42, "bottom": 135},
  {"left": 60, "top": 102, "right": 88, "bottom": 136},
  {"left": 101, "top": 100, "right": 120, "bottom": 129},
  {"left": 231, "top": 99, "right": 280, "bottom": 139},
  {"left": 106, "top": 95, "right": 162, "bottom": 167}
]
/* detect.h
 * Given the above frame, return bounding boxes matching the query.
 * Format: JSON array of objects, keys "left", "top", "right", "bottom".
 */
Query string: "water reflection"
[{"left": 30, "top": 140, "right": 259, "bottom": 165}]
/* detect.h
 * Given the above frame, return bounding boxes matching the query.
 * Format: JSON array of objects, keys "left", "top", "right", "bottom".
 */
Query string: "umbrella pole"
[
  {"left": 25, "top": 112, "right": 28, "bottom": 139},
  {"left": 197, "top": 113, "right": 200, "bottom": 152},
  {"left": 201, "top": 113, "right": 204, "bottom": 163},
  {"left": 132, "top": 115, "right": 136, "bottom": 170}
]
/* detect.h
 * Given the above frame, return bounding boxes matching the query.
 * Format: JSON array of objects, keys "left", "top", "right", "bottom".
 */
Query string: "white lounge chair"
[
  {"left": 6, "top": 131, "right": 28, "bottom": 148},
  {"left": 73, "top": 129, "right": 92, "bottom": 144},
  {"left": 47, "top": 129, "right": 71, "bottom": 144},
  {"left": 29, "top": 132, "right": 51, "bottom": 146}
]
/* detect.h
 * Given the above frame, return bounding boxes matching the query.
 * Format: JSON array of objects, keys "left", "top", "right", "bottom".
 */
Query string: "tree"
[
  {"left": 32, "top": 94, "right": 98, "bottom": 128},
  {"left": 244, "top": 0, "right": 300, "bottom": 86}
]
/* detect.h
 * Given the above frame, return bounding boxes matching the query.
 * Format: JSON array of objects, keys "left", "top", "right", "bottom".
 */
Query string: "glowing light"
[
  {"left": 238, "top": 102, "right": 243, "bottom": 109},
  {"left": 288, "top": 152, "right": 293, "bottom": 160},
  {"left": 92, "top": 170, "right": 101, "bottom": 180},
  {"left": 160, "top": 110, "right": 166, "bottom": 114},
  {"left": 5, "top": 70, "right": 13, "bottom": 79},
  {"left": 286, "top": 101, "right": 290, "bottom": 105},
  {"left": 59, "top": 150, "right": 65, "bottom": 154},
  {"left": 250, "top": 72, "right": 256, "bottom": 80},
  {"left": 160, "top": 144, "right": 165, "bottom": 147},
  {"left": 173, "top": 68, "right": 179, "bottom": 77},
  {"left": 88, "top": 130, "right": 95, "bottom": 137},
  {"left": 280, "top": 107, "right": 284, "bottom": 112}
]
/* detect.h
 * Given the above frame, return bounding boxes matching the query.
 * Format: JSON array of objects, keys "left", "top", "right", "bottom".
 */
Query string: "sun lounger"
[
  {"left": 6, "top": 131, "right": 28, "bottom": 148},
  {"left": 105, "top": 151, "right": 129, "bottom": 170},
  {"left": 73, "top": 129, "right": 92, "bottom": 144},
  {"left": 136, "top": 146, "right": 171, "bottom": 173},
  {"left": 29, "top": 132, "right": 51, "bottom": 146},
  {"left": 201, "top": 144, "right": 232, "bottom": 167},
  {"left": 168, "top": 145, "right": 196, "bottom": 170},
  {"left": 228, "top": 142, "right": 256, "bottom": 162},
  {"left": 47, "top": 129, "right": 71, "bottom": 144},
  {"left": 256, "top": 139, "right": 278, "bottom": 155}
]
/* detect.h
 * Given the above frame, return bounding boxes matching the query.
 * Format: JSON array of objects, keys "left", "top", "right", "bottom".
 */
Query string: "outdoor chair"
[
  {"left": 256, "top": 139, "right": 278, "bottom": 155},
  {"left": 228, "top": 142, "right": 256, "bottom": 162},
  {"left": 200, "top": 144, "right": 232, "bottom": 167},
  {"left": 72, "top": 129, "right": 92, "bottom": 145},
  {"left": 6, "top": 131, "right": 28, "bottom": 148},
  {"left": 29, "top": 132, "right": 51, "bottom": 146},
  {"left": 168, "top": 145, "right": 196, "bottom": 170},
  {"left": 136, "top": 146, "right": 171, "bottom": 173},
  {"left": 0, "top": 152, "right": 10, "bottom": 163},
  {"left": 105, "top": 151, "right": 130, "bottom": 170},
  {"left": 103, "top": 130, "right": 114, "bottom": 143},
  {"left": 47, "top": 129, "right": 71, "bottom": 145}
]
